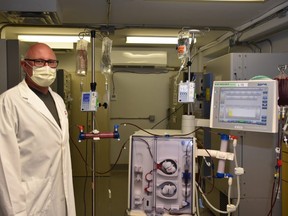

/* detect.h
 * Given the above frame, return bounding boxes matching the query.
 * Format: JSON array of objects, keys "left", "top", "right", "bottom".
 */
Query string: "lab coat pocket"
[{"left": 22, "top": 177, "right": 52, "bottom": 215}]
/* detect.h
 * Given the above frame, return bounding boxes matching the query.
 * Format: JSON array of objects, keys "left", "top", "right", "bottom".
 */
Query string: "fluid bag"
[
  {"left": 101, "top": 37, "right": 113, "bottom": 75},
  {"left": 76, "top": 39, "right": 88, "bottom": 76},
  {"left": 274, "top": 65, "right": 288, "bottom": 106},
  {"left": 177, "top": 31, "right": 190, "bottom": 59},
  {"left": 100, "top": 37, "right": 113, "bottom": 102}
]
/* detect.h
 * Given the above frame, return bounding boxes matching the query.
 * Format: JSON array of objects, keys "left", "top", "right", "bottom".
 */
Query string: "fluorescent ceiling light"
[
  {"left": 191, "top": 0, "right": 264, "bottom": 1},
  {"left": 126, "top": 36, "right": 178, "bottom": 44},
  {"left": 201, "top": 0, "right": 265, "bottom": 1},
  {"left": 18, "top": 35, "right": 90, "bottom": 43},
  {"left": 18, "top": 35, "right": 90, "bottom": 49},
  {"left": 44, "top": 42, "right": 74, "bottom": 49},
  {"left": 148, "top": 0, "right": 264, "bottom": 1},
  {"left": 126, "top": 36, "right": 196, "bottom": 45}
]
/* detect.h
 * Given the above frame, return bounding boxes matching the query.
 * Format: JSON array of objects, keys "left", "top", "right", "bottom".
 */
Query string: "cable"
[
  {"left": 78, "top": 101, "right": 185, "bottom": 175},
  {"left": 267, "top": 174, "right": 281, "bottom": 216},
  {"left": 196, "top": 137, "right": 242, "bottom": 215},
  {"left": 69, "top": 134, "right": 91, "bottom": 216},
  {"left": 69, "top": 113, "right": 92, "bottom": 216},
  {"left": 69, "top": 124, "right": 127, "bottom": 175},
  {"left": 151, "top": 104, "right": 184, "bottom": 129},
  {"left": 266, "top": 112, "right": 285, "bottom": 216},
  {"left": 136, "top": 138, "right": 156, "bottom": 164},
  {"left": 121, "top": 122, "right": 203, "bottom": 137},
  {"left": 95, "top": 138, "right": 129, "bottom": 175},
  {"left": 111, "top": 68, "right": 170, "bottom": 98},
  {"left": 195, "top": 186, "right": 200, "bottom": 216},
  {"left": 196, "top": 137, "right": 215, "bottom": 195},
  {"left": 105, "top": 102, "right": 185, "bottom": 173},
  {"left": 70, "top": 135, "right": 93, "bottom": 171},
  {"left": 196, "top": 182, "right": 230, "bottom": 215}
]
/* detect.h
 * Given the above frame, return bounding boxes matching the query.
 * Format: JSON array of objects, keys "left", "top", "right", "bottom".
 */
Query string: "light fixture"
[
  {"left": 205, "top": 0, "right": 265, "bottom": 1},
  {"left": 18, "top": 35, "right": 90, "bottom": 49},
  {"left": 126, "top": 36, "right": 178, "bottom": 45},
  {"left": 126, "top": 36, "right": 196, "bottom": 45},
  {"left": 199, "top": 0, "right": 265, "bottom": 1}
]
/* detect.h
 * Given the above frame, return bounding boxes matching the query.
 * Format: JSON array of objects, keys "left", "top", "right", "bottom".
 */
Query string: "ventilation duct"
[
  {"left": 0, "top": 0, "right": 62, "bottom": 25},
  {"left": 1, "top": 11, "right": 61, "bottom": 25},
  {"left": 238, "top": 9, "right": 288, "bottom": 42}
]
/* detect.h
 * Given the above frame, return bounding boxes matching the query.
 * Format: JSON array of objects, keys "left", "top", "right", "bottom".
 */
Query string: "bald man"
[{"left": 0, "top": 43, "right": 76, "bottom": 216}]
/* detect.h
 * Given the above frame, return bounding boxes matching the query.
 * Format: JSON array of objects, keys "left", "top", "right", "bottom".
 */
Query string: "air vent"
[
  {"left": 111, "top": 50, "right": 167, "bottom": 67},
  {"left": 1, "top": 11, "right": 61, "bottom": 25}
]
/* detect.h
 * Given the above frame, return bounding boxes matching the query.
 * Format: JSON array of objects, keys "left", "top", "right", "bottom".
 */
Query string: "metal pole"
[
  {"left": 187, "top": 32, "right": 196, "bottom": 116},
  {"left": 187, "top": 54, "right": 191, "bottom": 115},
  {"left": 90, "top": 30, "right": 96, "bottom": 216}
]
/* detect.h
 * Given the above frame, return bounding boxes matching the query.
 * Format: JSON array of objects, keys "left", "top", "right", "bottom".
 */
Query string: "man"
[{"left": 0, "top": 43, "right": 76, "bottom": 215}]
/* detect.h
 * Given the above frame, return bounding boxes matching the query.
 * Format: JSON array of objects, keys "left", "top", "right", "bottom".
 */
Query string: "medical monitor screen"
[
  {"left": 210, "top": 80, "right": 278, "bottom": 133},
  {"left": 219, "top": 87, "right": 266, "bottom": 124}
]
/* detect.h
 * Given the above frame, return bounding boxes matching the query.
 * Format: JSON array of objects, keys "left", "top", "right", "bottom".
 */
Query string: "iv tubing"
[
  {"left": 196, "top": 139, "right": 241, "bottom": 214},
  {"left": 196, "top": 182, "right": 230, "bottom": 214},
  {"left": 174, "top": 59, "right": 186, "bottom": 87},
  {"left": 195, "top": 184, "right": 200, "bottom": 216},
  {"left": 227, "top": 177, "right": 233, "bottom": 216},
  {"left": 233, "top": 142, "right": 241, "bottom": 208}
]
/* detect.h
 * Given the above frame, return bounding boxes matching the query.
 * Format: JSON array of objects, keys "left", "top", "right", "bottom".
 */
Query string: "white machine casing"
[
  {"left": 128, "top": 130, "right": 196, "bottom": 216},
  {"left": 205, "top": 53, "right": 284, "bottom": 215}
]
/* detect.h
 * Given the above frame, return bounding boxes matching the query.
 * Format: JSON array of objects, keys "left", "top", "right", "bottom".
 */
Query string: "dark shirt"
[{"left": 30, "top": 87, "right": 61, "bottom": 128}]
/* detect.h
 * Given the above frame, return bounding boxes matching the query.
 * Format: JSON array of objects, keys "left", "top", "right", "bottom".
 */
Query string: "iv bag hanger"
[
  {"left": 277, "top": 64, "right": 288, "bottom": 75},
  {"left": 177, "top": 28, "right": 206, "bottom": 134},
  {"left": 178, "top": 28, "right": 201, "bottom": 116}
]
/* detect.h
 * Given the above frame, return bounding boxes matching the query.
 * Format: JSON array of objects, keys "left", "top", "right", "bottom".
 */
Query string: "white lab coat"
[{"left": 0, "top": 80, "right": 76, "bottom": 216}]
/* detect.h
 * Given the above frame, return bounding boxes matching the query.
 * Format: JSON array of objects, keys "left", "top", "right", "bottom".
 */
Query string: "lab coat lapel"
[
  {"left": 18, "top": 80, "right": 61, "bottom": 130},
  {"left": 49, "top": 89, "right": 68, "bottom": 133}
]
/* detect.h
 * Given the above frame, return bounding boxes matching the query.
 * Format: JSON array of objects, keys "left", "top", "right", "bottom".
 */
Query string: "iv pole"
[
  {"left": 90, "top": 30, "right": 96, "bottom": 216},
  {"left": 76, "top": 29, "right": 118, "bottom": 216},
  {"left": 187, "top": 30, "right": 198, "bottom": 115},
  {"left": 76, "top": 29, "right": 119, "bottom": 216},
  {"left": 181, "top": 30, "right": 198, "bottom": 135}
]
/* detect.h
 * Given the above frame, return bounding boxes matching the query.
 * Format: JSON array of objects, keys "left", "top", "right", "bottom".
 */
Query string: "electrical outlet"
[{"left": 111, "top": 94, "right": 117, "bottom": 101}]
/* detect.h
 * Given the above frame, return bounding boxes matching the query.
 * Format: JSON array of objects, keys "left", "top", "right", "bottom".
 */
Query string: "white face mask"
[{"left": 29, "top": 66, "right": 57, "bottom": 87}]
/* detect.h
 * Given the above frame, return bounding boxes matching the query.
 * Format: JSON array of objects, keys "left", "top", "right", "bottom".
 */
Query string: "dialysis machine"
[
  {"left": 126, "top": 27, "right": 283, "bottom": 215},
  {"left": 126, "top": 32, "right": 287, "bottom": 214},
  {"left": 127, "top": 78, "right": 279, "bottom": 216}
]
